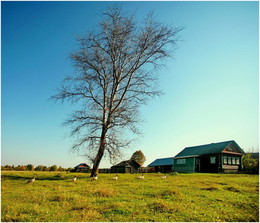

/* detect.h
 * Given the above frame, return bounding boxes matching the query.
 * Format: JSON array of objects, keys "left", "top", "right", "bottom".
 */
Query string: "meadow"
[{"left": 1, "top": 171, "right": 259, "bottom": 222}]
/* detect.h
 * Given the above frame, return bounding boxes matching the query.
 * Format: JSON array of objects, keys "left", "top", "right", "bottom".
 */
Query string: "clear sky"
[{"left": 2, "top": 1, "right": 259, "bottom": 168}]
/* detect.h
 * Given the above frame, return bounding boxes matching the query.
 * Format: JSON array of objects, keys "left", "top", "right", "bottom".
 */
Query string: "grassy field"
[{"left": 1, "top": 171, "right": 259, "bottom": 222}]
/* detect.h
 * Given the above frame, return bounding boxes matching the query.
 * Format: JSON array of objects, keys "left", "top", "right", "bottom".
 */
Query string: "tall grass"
[{"left": 1, "top": 171, "right": 259, "bottom": 222}]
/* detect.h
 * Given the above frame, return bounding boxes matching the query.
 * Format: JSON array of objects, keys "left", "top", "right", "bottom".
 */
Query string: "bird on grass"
[
  {"left": 27, "top": 175, "right": 36, "bottom": 184},
  {"left": 161, "top": 174, "right": 167, "bottom": 179},
  {"left": 72, "top": 176, "right": 77, "bottom": 182},
  {"left": 137, "top": 173, "right": 144, "bottom": 179},
  {"left": 112, "top": 175, "right": 118, "bottom": 180},
  {"left": 91, "top": 176, "right": 98, "bottom": 181}
]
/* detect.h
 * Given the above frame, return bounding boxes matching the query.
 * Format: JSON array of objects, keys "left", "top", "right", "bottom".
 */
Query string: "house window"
[
  {"left": 223, "top": 156, "right": 227, "bottom": 164},
  {"left": 232, "top": 157, "right": 236, "bottom": 165},
  {"left": 228, "top": 157, "right": 232, "bottom": 165},
  {"left": 177, "top": 159, "right": 186, "bottom": 164},
  {"left": 210, "top": 156, "right": 216, "bottom": 164},
  {"left": 236, "top": 157, "right": 240, "bottom": 165}
]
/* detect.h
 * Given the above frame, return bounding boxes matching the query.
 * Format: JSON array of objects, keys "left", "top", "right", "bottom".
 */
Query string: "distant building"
[
  {"left": 111, "top": 160, "right": 141, "bottom": 173},
  {"left": 74, "top": 163, "right": 90, "bottom": 172},
  {"left": 148, "top": 157, "right": 174, "bottom": 172},
  {"left": 174, "top": 140, "right": 245, "bottom": 173}
]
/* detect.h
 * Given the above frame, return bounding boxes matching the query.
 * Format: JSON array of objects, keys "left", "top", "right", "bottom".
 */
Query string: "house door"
[
  {"left": 125, "top": 167, "right": 131, "bottom": 173},
  {"left": 195, "top": 159, "right": 200, "bottom": 172}
]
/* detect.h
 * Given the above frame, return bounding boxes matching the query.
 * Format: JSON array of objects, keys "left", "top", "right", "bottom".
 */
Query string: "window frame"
[
  {"left": 210, "top": 156, "right": 216, "bottom": 164},
  {"left": 228, "top": 157, "right": 232, "bottom": 165},
  {"left": 176, "top": 159, "right": 186, "bottom": 165},
  {"left": 223, "top": 156, "right": 227, "bottom": 164}
]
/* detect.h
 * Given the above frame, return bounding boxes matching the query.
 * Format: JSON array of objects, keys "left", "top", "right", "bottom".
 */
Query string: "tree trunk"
[{"left": 90, "top": 128, "right": 107, "bottom": 177}]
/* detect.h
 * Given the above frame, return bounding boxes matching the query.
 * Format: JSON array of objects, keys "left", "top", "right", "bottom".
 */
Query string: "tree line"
[{"left": 1, "top": 164, "right": 73, "bottom": 172}]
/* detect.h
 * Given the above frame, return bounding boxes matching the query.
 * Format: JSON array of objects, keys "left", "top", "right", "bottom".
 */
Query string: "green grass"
[{"left": 1, "top": 171, "right": 259, "bottom": 222}]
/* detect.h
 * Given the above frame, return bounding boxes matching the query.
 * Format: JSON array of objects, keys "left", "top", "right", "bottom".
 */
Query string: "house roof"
[
  {"left": 74, "top": 163, "right": 90, "bottom": 168},
  {"left": 148, "top": 157, "right": 174, "bottom": 167},
  {"left": 112, "top": 159, "right": 141, "bottom": 168},
  {"left": 174, "top": 140, "right": 244, "bottom": 159}
]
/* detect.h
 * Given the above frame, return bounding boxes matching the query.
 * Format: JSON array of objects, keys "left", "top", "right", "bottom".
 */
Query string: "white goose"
[
  {"left": 91, "top": 176, "right": 98, "bottom": 181},
  {"left": 27, "top": 175, "right": 36, "bottom": 184},
  {"left": 137, "top": 173, "right": 144, "bottom": 179},
  {"left": 161, "top": 174, "right": 167, "bottom": 179},
  {"left": 112, "top": 174, "right": 118, "bottom": 180}
]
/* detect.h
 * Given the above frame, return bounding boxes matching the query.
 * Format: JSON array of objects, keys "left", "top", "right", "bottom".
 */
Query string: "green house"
[{"left": 173, "top": 140, "right": 245, "bottom": 173}]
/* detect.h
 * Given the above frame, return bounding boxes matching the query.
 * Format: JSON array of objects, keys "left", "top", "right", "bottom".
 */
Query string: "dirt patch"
[
  {"left": 224, "top": 186, "right": 240, "bottom": 192},
  {"left": 201, "top": 186, "right": 219, "bottom": 191}
]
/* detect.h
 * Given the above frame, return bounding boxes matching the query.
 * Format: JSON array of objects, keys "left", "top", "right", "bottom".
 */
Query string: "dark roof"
[
  {"left": 148, "top": 157, "right": 174, "bottom": 167},
  {"left": 112, "top": 159, "right": 141, "bottom": 168},
  {"left": 175, "top": 140, "right": 244, "bottom": 158},
  {"left": 74, "top": 163, "right": 90, "bottom": 168}
]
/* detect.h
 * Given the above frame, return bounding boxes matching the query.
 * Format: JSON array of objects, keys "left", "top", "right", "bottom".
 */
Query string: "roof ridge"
[
  {"left": 185, "top": 140, "right": 234, "bottom": 149},
  {"left": 155, "top": 156, "right": 175, "bottom": 160}
]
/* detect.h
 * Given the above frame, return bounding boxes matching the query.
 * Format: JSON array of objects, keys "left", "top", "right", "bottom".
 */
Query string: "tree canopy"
[
  {"left": 52, "top": 6, "right": 182, "bottom": 176},
  {"left": 130, "top": 150, "right": 146, "bottom": 166}
]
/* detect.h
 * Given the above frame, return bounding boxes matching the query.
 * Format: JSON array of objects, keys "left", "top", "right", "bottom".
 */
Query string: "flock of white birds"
[{"left": 26, "top": 173, "right": 167, "bottom": 183}]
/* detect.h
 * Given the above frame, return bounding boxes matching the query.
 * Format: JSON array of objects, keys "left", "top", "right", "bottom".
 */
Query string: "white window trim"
[
  {"left": 210, "top": 156, "right": 216, "bottom": 164},
  {"left": 177, "top": 159, "right": 186, "bottom": 164}
]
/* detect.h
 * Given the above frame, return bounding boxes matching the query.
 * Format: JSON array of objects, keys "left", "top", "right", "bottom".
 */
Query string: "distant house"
[
  {"left": 148, "top": 157, "right": 174, "bottom": 172},
  {"left": 174, "top": 140, "right": 245, "bottom": 173},
  {"left": 111, "top": 160, "right": 141, "bottom": 173},
  {"left": 74, "top": 163, "right": 90, "bottom": 172}
]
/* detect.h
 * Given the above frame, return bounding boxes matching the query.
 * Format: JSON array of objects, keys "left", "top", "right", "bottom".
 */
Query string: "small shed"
[
  {"left": 74, "top": 163, "right": 90, "bottom": 173},
  {"left": 173, "top": 140, "right": 245, "bottom": 173},
  {"left": 111, "top": 160, "right": 141, "bottom": 173},
  {"left": 148, "top": 157, "right": 174, "bottom": 172}
]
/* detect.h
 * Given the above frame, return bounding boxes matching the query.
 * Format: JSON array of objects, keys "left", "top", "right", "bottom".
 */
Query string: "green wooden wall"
[{"left": 173, "top": 157, "right": 195, "bottom": 173}]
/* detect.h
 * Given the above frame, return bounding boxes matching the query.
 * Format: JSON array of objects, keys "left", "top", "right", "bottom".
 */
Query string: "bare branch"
[{"left": 51, "top": 6, "right": 182, "bottom": 176}]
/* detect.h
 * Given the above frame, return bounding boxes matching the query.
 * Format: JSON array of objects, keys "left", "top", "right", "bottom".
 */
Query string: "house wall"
[
  {"left": 75, "top": 167, "right": 90, "bottom": 173},
  {"left": 173, "top": 157, "right": 195, "bottom": 173},
  {"left": 151, "top": 165, "right": 173, "bottom": 173},
  {"left": 111, "top": 166, "right": 125, "bottom": 173},
  {"left": 111, "top": 166, "right": 139, "bottom": 173},
  {"left": 199, "top": 155, "right": 219, "bottom": 173},
  {"left": 220, "top": 154, "right": 242, "bottom": 173}
]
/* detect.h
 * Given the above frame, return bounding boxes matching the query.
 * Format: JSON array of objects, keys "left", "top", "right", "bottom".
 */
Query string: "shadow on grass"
[
  {"left": 1, "top": 175, "right": 27, "bottom": 180},
  {"left": 2, "top": 174, "right": 90, "bottom": 181}
]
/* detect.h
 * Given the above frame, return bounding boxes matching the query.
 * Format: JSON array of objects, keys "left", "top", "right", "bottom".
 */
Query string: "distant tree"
[
  {"left": 26, "top": 164, "right": 34, "bottom": 171},
  {"left": 57, "top": 166, "right": 64, "bottom": 171},
  {"left": 50, "top": 165, "right": 58, "bottom": 171},
  {"left": 52, "top": 6, "right": 182, "bottom": 177},
  {"left": 35, "top": 165, "right": 43, "bottom": 171},
  {"left": 19, "top": 165, "right": 26, "bottom": 171},
  {"left": 14, "top": 165, "right": 20, "bottom": 171},
  {"left": 2, "top": 165, "right": 12, "bottom": 171},
  {"left": 130, "top": 150, "right": 146, "bottom": 166},
  {"left": 42, "top": 166, "right": 49, "bottom": 171},
  {"left": 242, "top": 153, "right": 259, "bottom": 173},
  {"left": 66, "top": 167, "right": 73, "bottom": 172}
]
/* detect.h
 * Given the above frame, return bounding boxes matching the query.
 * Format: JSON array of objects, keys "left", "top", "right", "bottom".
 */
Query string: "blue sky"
[{"left": 2, "top": 1, "right": 259, "bottom": 168}]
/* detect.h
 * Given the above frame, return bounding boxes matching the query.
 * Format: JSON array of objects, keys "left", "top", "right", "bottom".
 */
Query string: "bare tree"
[{"left": 52, "top": 6, "right": 182, "bottom": 177}]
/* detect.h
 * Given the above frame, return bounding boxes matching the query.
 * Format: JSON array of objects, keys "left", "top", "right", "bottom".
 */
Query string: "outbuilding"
[
  {"left": 74, "top": 163, "right": 90, "bottom": 172},
  {"left": 111, "top": 160, "right": 141, "bottom": 173},
  {"left": 173, "top": 140, "right": 245, "bottom": 173}
]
